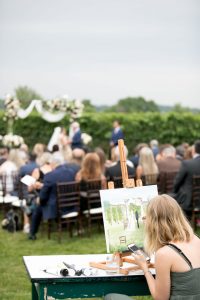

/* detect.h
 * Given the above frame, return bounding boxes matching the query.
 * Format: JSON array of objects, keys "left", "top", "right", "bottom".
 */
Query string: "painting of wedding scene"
[{"left": 100, "top": 185, "right": 158, "bottom": 253}]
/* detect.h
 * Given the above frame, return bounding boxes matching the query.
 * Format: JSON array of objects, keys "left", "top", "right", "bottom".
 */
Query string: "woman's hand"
[{"left": 132, "top": 251, "right": 148, "bottom": 272}]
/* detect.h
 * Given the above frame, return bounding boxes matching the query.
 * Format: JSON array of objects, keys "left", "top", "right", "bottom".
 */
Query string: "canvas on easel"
[
  {"left": 101, "top": 138, "right": 158, "bottom": 253},
  {"left": 100, "top": 184, "right": 158, "bottom": 253}
]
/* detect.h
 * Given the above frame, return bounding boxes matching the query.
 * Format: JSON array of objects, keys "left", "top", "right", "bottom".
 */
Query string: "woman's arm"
[{"left": 133, "top": 248, "right": 171, "bottom": 300}]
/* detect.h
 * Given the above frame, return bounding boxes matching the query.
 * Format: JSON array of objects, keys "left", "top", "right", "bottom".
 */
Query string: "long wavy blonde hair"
[
  {"left": 144, "top": 194, "right": 193, "bottom": 255},
  {"left": 139, "top": 146, "right": 158, "bottom": 175}
]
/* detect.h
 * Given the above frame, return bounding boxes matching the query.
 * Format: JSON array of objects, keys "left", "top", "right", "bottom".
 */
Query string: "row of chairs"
[
  {"left": 112, "top": 172, "right": 178, "bottom": 194},
  {"left": 48, "top": 179, "right": 103, "bottom": 242},
  {"left": 0, "top": 172, "right": 200, "bottom": 238}
]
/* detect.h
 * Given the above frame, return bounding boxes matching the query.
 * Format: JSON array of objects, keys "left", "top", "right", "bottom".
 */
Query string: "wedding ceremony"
[{"left": 0, "top": 0, "right": 200, "bottom": 299}]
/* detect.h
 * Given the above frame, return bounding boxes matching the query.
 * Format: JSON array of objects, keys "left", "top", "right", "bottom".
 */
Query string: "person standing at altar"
[
  {"left": 68, "top": 121, "right": 83, "bottom": 150},
  {"left": 110, "top": 120, "right": 124, "bottom": 148}
]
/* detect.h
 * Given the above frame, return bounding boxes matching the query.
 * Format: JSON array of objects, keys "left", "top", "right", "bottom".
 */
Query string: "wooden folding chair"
[
  {"left": 82, "top": 179, "right": 103, "bottom": 235},
  {"left": 51, "top": 181, "right": 81, "bottom": 242},
  {"left": 142, "top": 174, "right": 158, "bottom": 186},
  {"left": 157, "top": 171, "right": 178, "bottom": 194}
]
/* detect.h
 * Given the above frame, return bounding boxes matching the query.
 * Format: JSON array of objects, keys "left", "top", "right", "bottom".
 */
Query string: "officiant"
[{"left": 68, "top": 121, "right": 83, "bottom": 150}]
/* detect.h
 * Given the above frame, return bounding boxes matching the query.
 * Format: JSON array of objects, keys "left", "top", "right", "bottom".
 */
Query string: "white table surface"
[{"left": 23, "top": 254, "right": 155, "bottom": 280}]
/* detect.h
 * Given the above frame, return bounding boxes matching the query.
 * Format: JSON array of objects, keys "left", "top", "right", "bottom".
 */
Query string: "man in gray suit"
[{"left": 173, "top": 140, "right": 200, "bottom": 218}]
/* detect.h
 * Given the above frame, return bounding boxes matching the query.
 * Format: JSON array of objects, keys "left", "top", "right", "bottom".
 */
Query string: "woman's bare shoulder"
[{"left": 156, "top": 245, "right": 171, "bottom": 257}]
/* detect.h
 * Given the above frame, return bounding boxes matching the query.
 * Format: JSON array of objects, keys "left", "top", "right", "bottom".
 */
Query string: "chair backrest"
[
  {"left": 192, "top": 175, "right": 200, "bottom": 210},
  {"left": 56, "top": 181, "right": 80, "bottom": 216},
  {"left": 142, "top": 174, "right": 158, "bottom": 186},
  {"left": 86, "top": 179, "right": 102, "bottom": 209},
  {"left": 157, "top": 171, "right": 178, "bottom": 194},
  {"left": 113, "top": 175, "right": 135, "bottom": 188},
  {"left": 0, "top": 171, "right": 20, "bottom": 196}
]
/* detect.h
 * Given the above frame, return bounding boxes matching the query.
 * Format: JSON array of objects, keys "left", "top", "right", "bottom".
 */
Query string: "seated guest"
[
  {"left": 173, "top": 140, "right": 200, "bottom": 219},
  {"left": 156, "top": 145, "right": 181, "bottom": 173},
  {"left": 19, "top": 143, "right": 29, "bottom": 155},
  {"left": 136, "top": 146, "right": 158, "bottom": 184},
  {"left": 0, "top": 149, "right": 26, "bottom": 193},
  {"left": 95, "top": 147, "right": 107, "bottom": 175},
  {"left": 19, "top": 152, "right": 38, "bottom": 177},
  {"left": 184, "top": 145, "right": 194, "bottom": 160},
  {"left": 0, "top": 147, "right": 9, "bottom": 166},
  {"left": 105, "top": 194, "right": 200, "bottom": 300},
  {"left": 106, "top": 145, "right": 135, "bottom": 182},
  {"left": 155, "top": 143, "right": 171, "bottom": 162},
  {"left": 51, "top": 144, "right": 59, "bottom": 153},
  {"left": 149, "top": 139, "right": 159, "bottom": 158},
  {"left": 75, "top": 152, "right": 107, "bottom": 211},
  {"left": 176, "top": 144, "right": 185, "bottom": 161},
  {"left": 67, "top": 148, "right": 85, "bottom": 173},
  {"left": 29, "top": 152, "right": 77, "bottom": 240},
  {"left": 129, "top": 143, "right": 148, "bottom": 169},
  {"left": 32, "top": 143, "right": 46, "bottom": 158},
  {"left": 23, "top": 152, "right": 53, "bottom": 234}
]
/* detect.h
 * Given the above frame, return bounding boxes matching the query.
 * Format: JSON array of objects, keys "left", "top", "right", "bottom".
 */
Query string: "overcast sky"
[{"left": 0, "top": 0, "right": 199, "bottom": 108}]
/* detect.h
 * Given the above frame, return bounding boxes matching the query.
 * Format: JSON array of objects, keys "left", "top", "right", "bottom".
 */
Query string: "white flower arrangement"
[
  {"left": 45, "top": 96, "right": 84, "bottom": 121},
  {"left": 2, "top": 134, "right": 24, "bottom": 148},
  {"left": 81, "top": 133, "right": 92, "bottom": 145},
  {"left": 4, "top": 94, "right": 20, "bottom": 121}
]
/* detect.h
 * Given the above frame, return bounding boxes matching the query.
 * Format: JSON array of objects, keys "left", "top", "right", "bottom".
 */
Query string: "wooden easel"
[{"left": 89, "top": 139, "right": 153, "bottom": 275}]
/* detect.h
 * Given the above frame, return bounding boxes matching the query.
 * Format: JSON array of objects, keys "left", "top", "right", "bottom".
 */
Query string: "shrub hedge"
[{"left": 0, "top": 111, "right": 200, "bottom": 154}]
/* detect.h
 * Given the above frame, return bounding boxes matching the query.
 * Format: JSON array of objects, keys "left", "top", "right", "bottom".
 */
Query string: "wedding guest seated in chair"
[
  {"left": 136, "top": 146, "right": 158, "bottom": 185},
  {"left": 105, "top": 145, "right": 135, "bottom": 182},
  {"left": 29, "top": 152, "right": 77, "bottom": 240},
  {"left": 75, "top": 152, "right": 107, "bottom": 212}
]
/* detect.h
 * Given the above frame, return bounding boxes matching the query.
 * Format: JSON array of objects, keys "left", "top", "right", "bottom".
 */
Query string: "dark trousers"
[{"left": 30, "top": 205, "right": 43, "bottom": 236}]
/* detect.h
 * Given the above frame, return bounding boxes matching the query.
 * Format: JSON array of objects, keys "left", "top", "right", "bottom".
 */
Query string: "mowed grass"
[{"left": 0, "top": 223, "right": 153, "bottom": 300}]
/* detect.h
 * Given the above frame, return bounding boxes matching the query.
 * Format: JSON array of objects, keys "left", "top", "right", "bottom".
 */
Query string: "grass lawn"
[{"left": 0, "top": 223, "right": 153, "bottom": 300}]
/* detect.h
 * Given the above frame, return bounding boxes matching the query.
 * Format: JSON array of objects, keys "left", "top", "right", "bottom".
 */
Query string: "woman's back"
[{"left": 163, "top": 235, "right": 200, "bottom": 299}]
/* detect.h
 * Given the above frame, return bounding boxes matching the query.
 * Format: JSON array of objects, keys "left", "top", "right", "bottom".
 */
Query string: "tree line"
[{"left": 0, "top": 85, "right": 199, "bottom": 113}]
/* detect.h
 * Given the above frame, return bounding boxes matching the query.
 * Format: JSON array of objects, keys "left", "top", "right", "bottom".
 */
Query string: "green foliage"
[
  {"left": 171, "top": 103, "right": 191, "bottom": 113},
  {"left": 82, "top": 99, "right": 97, "bottom": 112},
  {"left": 107, "top": 97, "right": 159, "bottom": 113},
  {"left": 0, "top": 111, "right": 200, "bottom": 154},
  {"left": 15, "top": 85, "right": 43, "bottom": 108}
]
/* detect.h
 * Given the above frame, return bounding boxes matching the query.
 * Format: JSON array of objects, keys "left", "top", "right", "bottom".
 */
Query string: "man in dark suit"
[
  {"left": 173, "top": 140, "right": 200, "bottom": 218},
  {"left": 29, "top": 153, "right": 77, "bottom": 239},
  {"left": 110, "top": 120, "right": 124, "bottom": 148},
  {"left": 106, "top": 145, "right": 135, "bottom": 182}
]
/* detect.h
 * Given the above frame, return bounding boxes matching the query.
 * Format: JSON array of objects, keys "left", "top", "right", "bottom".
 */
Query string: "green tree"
[
  {"left": 107, "top": 96, "right": 159, "bottom": 112},
  {"left": 15, "top": 86, "right": 43, "bottom": 108},
  {"left": 82, "top": 99, "right": 96, "bottom": 112},
  {"left": 171, "top": 103, "right": 190, "bottom": 113}
]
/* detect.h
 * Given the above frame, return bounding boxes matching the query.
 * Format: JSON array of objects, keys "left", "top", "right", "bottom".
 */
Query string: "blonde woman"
[
  {"left": 105, "top": 194, "right": 200, "bottom": 300},
  {"left": 136, "top": 146, "right": 158, "bottom": 184}
]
